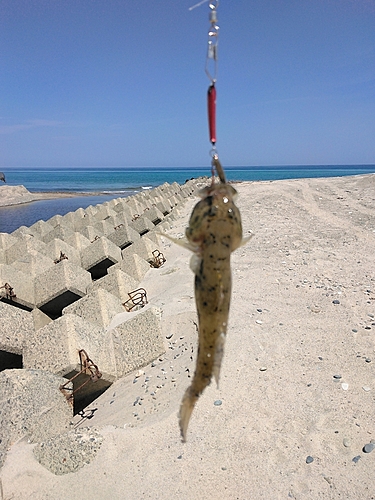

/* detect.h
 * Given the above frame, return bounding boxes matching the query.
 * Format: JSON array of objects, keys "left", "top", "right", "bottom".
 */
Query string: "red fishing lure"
[{"left": 207, "top": 83, "right": 217, "bottom": 145}]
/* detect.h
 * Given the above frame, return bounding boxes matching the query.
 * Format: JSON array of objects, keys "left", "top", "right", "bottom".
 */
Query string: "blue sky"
[{"left": 1, "top": 0, "right": 374, "bottom": 167}]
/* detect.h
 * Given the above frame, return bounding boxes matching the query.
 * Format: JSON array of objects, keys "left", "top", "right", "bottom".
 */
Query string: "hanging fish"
[{"left": 172, "top": 156, "right": 252, "bottom": 441}]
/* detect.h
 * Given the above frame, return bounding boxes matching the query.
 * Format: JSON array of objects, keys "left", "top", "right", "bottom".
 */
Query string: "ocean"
[{"left": 0, "top": 165, "right": 374, "bottom": 234}]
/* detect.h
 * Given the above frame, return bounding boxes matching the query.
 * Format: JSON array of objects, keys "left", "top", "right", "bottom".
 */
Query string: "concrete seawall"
[{"left": 0, "top": 178, "right": 205, "bottom": 468}]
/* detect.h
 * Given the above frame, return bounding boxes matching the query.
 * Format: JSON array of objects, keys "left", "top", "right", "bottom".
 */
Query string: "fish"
[{"left": 177, "top": 156, "right": 252, "bottom": 442}]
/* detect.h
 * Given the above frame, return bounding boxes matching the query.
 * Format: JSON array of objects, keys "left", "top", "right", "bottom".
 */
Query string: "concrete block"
[
  {"left": 48, "top": 212, "right": 80, "bottom": 231},
  {"left": 110, "top": 306, "right": 165, "bottom": 377},
  {"left": 0, "top": 264, "right": 35, "bottom": 310},
  {"left": 79, "top": 225, "right": 103, "bottom": 242},
  {"left": 133, "top": 193, "right": 147, "bottom": 204},
  {"left": 24, "top": 313, "right": 116, "bottom": 380},
  {"left": 73, "top": 214, "right": 96, "bottom": 232},
  {"left": 93, "top": 205, "right": 117, "bottom": 222},
  {"left": 87, "top": 269, "right": 138, "bottom": 302},
  {"left": 155, "top": 183, "right": 169, "bottom": 194},
  {"left": 63, "top": 288, "right": 124, "bottom": 328},
  {"left": 42, "top": 224, "right": 75, "bottom": 244},
  {"left": 47, "top": 214, "right": 64, "bottom": 227},
  {"left": 99, "top": 213, "right": 127, "bottom": 229},
  {"left": 138, "top": 193, "right": 151, "bottom": 208},
  {"left": 32, "top": 308, "right": 53, "bottom": 331},
  {"left": 168, "top": 207, "right": 182, "bottom": 221},
  {"left": 168, "top": 195, "right": 180, "bottom": 207},
  {"left": 106, "top": 224, "right": 140, "bottom": 250},
  {"left": 157, "top": 219, "right": 173, "bottom": 232},
  {"left": 65, "top": 232, "right": 91, "bottom": 252},
  {"left": 59, "top": 211, "right": 78, "bottom": 228},
  {"left": 124, "top": 198, "right": 146, "bottom": 217},
  {"left": 63, "top": 207, "right": 87, "bottom": 226},
  {"left": 84, "top": 205, "right": 98, "bottom": 217},
  {"left": 0, "top": 301, "right": 34, "bottom": 355},
  {"left": 5, "top": 234, "right": 47, "bottom": 265},
  {"left": 113, "top": 211, "right": 134, "bottom": 227},
  {"left": 0, "top": 369, "right": 72, "bottom": 468},
  {"left": 106, "top": 198, "right": 120, "bottom": 209},
  {"left": 93, "top": 219, "right": 113, "bottom": 236},
  {"left": 156, "top": 200, "right": 171, "bottom": 215},
  {"left": 121, "top": 235, "right": 156, "bottom": 263},
  {"left": 34, "top": 260, "right": 91, "bottom": 319},
  {"left": 0, "top": 233, "right": 19, "bottom": 251},
  {"left": 74, "top": 207, "right": 87, "bottom": 218},
  {"left": 142, "top": 206, "right": 164, "bottom": 225},
  {"left": 160, "top": 186, "right": 173, "bottom": 196},
  {"left": 33, "top": 427, "right": 104, "bottom": 476},
  {"left": 181, "top": 185, "right": 193, "bottom": 197},
  {"left": 160, "top": 197, "right": 174, "bottom": 212},
  {"left": 129, "top": 214, "right": 155, "bottom": 236},
  {"left": 112, "top": 201, "right": 133, "bottom": 219},
  {"left": 143, "top": 189, "right": 156, "bottom": 202},
  {"left": 134, "top": 189, "right": 150, "bottom": 204},
  {"left": 10, "top": 225, "right": 33, "bottom": 238},
  {"left": 148, "top": 187, "right": 161, "bottom": 198},
  {"left": 80, "top": 236, "right": 122, "bottom": 279},
  {"left": 109, "top": 253, "right": 150, "bottom": 282},
  {"left": 12, "top": 249, "right": 55, "bottom": 277},
  {"left": 43, "top": 238, "right": 82, "bottom": 267},
  {"left": 28, "top": 220, "right": 54, "bottom": 239},
  {"left": 144, "top": 231, "right": 160, "bottom": 247}
]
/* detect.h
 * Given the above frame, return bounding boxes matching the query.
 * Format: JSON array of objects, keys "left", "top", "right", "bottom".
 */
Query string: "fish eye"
[{"left": 223, "top": 197, "right": 229, "bottom": 203}]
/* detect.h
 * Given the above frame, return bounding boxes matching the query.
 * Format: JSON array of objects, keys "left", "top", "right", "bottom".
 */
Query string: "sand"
[
  {"left": 0, "top": 175, "right": 374, "bottom": 499},
  {"left": 0, "top": 185, "right": 97, "bottom": 207}
]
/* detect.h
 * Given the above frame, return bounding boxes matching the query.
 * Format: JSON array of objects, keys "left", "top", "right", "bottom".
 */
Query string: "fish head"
[{"left": 186, "top": 182, "right": 243, "bottom": 252}]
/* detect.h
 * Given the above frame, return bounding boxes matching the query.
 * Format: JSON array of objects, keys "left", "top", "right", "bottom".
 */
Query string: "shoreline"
[
  {"left": 1, "top": 172, "right": 374, "bottom": 209},
  {"left": 0, "top": 186, "right": 124, "bottom": 208}
]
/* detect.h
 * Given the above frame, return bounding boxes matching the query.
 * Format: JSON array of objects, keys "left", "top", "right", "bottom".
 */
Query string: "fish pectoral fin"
[
  {"left": 156, "top": 231, "right": 197, "bottom": 252},
  {"left": 240, "top": 232, "right": 254, "bottom": 247},
  {"left": 231, "top": 232, "right": 254, "bottom": 252},
  {"left": 189, "top": 254, "right": 202, "bottom": 275},
  {"left": 212, "top": 332, "right": 226, "bottom": 388}
]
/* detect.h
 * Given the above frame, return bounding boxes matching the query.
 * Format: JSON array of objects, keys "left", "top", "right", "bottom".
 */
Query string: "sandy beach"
[
  {"left": 0, "top": 174, "right": 374, "bottom": 499},
  {"left": 0, "top": 185, "right": 102, "bottom": 207}
]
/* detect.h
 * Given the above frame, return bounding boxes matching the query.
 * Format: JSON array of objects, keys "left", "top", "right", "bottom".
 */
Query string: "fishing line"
[
  {"left": 194, "top": 1, "right": 226, "bottom": 182},
  {"left": 189, "top": 0, "right": 220, "bottom": 167},
  {"left": 189, "top": 0, "right": 210, "bottom": 11}
]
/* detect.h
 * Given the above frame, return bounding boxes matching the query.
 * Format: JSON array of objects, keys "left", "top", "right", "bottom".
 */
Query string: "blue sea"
[{"left": 0, "top": 165, "right": 374, "bottom": 234}]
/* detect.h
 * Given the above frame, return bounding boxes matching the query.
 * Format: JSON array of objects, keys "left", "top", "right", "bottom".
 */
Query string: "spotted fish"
[{"left": 178, "top": 159, "right": 251, "bottom": 442}]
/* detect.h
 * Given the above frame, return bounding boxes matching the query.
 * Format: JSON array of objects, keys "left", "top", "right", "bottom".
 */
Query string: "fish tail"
[
  {"left": 179, "top": 385, "right": 199, "bottom": 443},
  {"left": 179, "top": 364, "right": 213, "bottom": 442},
  {"left": 212, "top": 332, "right": 226, "bottom": 387}
]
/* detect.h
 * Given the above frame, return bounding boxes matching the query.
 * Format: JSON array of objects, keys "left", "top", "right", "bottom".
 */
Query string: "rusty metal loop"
[
  {"left": 60, "top": 349, "right": 102, "bottom": 403},
  {"left": 149, "top": 249, "right": 166, "bottom": 268},
  {"left": 0, "top": 282, "right": 16, "bottom": 300},
  {"left": 123, "top": 288, "right": 148, "bottom": 312},
  {"left": 54, "top": 251, "right": 68, "bottom": 264}
]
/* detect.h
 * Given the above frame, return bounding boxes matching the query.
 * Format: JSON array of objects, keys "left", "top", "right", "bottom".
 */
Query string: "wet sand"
[{"left": 0, "top": 185, "right": 102, "bottom": 207}]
